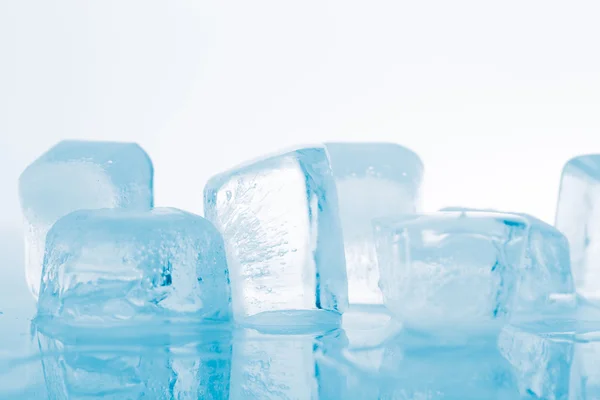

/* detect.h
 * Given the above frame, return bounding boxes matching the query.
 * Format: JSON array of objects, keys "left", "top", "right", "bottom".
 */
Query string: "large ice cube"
[
  {"left": 37, "top": 329, "right": 232, "bottom": 399},
  {"left": 19, "top": 140, "right": 153, "bottom": 298},
  {"left": 555, "top": 155, "right": 600, "bottom": 300},
  {"left": 37, "top": 208, "right": 231, "bottom": 326},
  {"left": 204, "top": 146, "right": 347, "bottom": 322},
  {"left": 373, "top": 212, "right": 528, "bottom": 335},
  {"left": 325, "top": 142, "right": 424, "bottom": 305},
  {"left": 498, "top": 325, "right": 573, "bottom": 400},
  {"left": 442, "top": 207, "right": 576, "bottom": 316}
]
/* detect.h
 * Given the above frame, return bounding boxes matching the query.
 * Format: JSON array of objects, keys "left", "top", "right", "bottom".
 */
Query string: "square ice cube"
[
  {"left": 204, "top": 146, "right": 347, "bottom": 323},
  {"left": 442, "top": 207, "right": 576, "bottom": 317},
  {"left": 555, "top": 155, "right": 600, "bottom": 300},
  {"left": 325, "top": 142, "right": 424, "bottom": 305},
  {"left": 37, "top": 208, "right": 231, "bottom": 326},
  {"left": 373, "top": 212, "right": 529, "bottom": 335},
  {"left": 19, "top": 140, "right": 154, "bottom": 298}
]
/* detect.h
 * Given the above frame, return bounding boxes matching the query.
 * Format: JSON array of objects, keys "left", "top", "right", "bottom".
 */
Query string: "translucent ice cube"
[
  {"left": 19, "top": 140, "right": 154, "bottom": 298},
  {"left": 442, "top": 207, "right": 576, "bottom": 316},
  {"left": 555, "top": 155, "right": 600, "bottom": 300},
  {"left": 37, "top": 329, "right": 232, "bottom": 399},
  {"left": 498, "top": 325, "right": 573, "bottom": 400},
  {"left": 37, "top": 208, "right": 231, "bottom": 326},
  {"left": 373, "top": 212, "right": 528, "bottom": 335},
  {"left": 204, "top": 146, "right": 347, "bottom": 323},
  {"left": 325, "top": 142, "right": 424, "bottom": 305}
]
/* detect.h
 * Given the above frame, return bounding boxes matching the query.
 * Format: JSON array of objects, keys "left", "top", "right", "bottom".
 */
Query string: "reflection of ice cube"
[
  {"left": 378, "top": 332, "right": 518, "bottom": 399},
  {"left": 498, "top": 326, "right": 573, "bottom": 399},
  {"left": 569, "top": 340, "right": 600, "bottom": 399},
  {"left": 38, "top": 208, "right": 231, "bottom": 327},
  {"left": 19, "top": 140, "right": 153, "bottom": 298},
  {"left": 326, "top": 143, "right": 423, "bottom": 305},
  {"left": 230, "top": 328, "right": 345, "bottom": 399},
  {"left": 374, "top": 212, "right": 528, "bottom": 335},
  {"left": 37, "top": 329, "right": 232, "bottom": 399},
  {"left": 204, "top": 146, "right": 347, "bottom": 322}
]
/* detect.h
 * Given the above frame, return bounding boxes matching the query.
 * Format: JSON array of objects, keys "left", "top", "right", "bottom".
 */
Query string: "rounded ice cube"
[{"left": 37, "top": 208, "right": 231, "bottom": 327}]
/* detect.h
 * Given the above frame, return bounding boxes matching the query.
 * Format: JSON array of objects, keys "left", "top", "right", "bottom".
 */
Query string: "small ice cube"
[
  {"left": 37, "top": 208, "right": 231, "bottom": 326},
  {"left": 204, "top": 146, "right": 347, "bottom": 323},
  {"left": 373, "top": 212, "right": 528, "bottom": 335},
  {"left": 326, "top": 142, "right": 424, "bottom": 305},
  {"left": 19, "top": 140, "right": 153, "bottom": 298}
]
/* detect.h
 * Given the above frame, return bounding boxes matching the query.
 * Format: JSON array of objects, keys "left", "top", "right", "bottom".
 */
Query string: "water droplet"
[{"left": 226, "top": 191, "right": 232, "bottom": 201}]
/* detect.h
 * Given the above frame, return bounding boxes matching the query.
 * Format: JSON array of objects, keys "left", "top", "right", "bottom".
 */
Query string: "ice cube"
[
  {"left": 498, "top": 325, "right": 573, "bottom": 400},
  {"left": 325, "top": 142, "right": 424, "bottom": 305},
  {"left": 373, "top": 212, "right": 529, "bottom": 335},
  {"left": 555, "top": 155, "right": 600, "bottom": 301},
  {"left": 204, "top": 146, "right": 347, "bottom": 323},
  {"left": 230, "top": 327, "right": 343, "bottom": 400},
  {"left": 37, "top": 208, "right": 231, "bottom": 326},
  {"left": 37, "top": 329, "right": 232, "bottom": 399},
  {"left": 19, "top": 140, "right": 154, "bottom": 298},
  {"left": 442, "top": 207, "right": 576, "bottom": 317}
]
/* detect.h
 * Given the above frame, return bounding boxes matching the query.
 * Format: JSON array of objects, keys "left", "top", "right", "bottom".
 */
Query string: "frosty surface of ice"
[
  {"left": 19, "top": 140, "right": 153, "bottom": 298},
  {"left": 326, "top": 142, "right": 423, "bottom": 305},
  {"left": 204, "top": 146, "right": 347, "bottom": 322}
]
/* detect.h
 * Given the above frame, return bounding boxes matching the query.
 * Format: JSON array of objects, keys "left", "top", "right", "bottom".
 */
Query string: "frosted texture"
[
  {"left": 204, "top": 146, "right": 348, "bottom": 322},
  {"left": 326, "top": 142, "right": 423, "bottom": 305},
  {"left": 37, "top": 330, "right": 232, "bottom": 400},
  {"left": 555, "top": 155, "right": 600, "bottom": 300},
  {"left": 443, "top": 207, "right": 576, "bottom": 316},
  {"left": 374, "top": 212, "right": 528, "bottom": 335},
  {"left": 19, "top": 140, "right": 153, "bottom": 298},
  {"left": 37, "top": 208, "right": 231, "bottom": 326}
]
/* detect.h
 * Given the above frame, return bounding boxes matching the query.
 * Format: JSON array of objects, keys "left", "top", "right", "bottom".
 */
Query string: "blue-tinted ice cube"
[
  {"left": 37, "top": 208, "right": 231, "bottom": 326},
  {"left": 326, "top": 143, "right": 424, "bottom": 305},
  {"left": 37, "top": 329, "right": 232, "bottom": 399},
  {"left": 204, "top": 146, "right": 347, "bottom": 322},
  {"left": 373, "top": 212, "right": 528, "bottom": 335},
  {"left": 19, "top": 140, "right": 153, "bottom": 298},
  {"left": 442, "top": 207, "right": 576, "bottom": 316},
  {"left": 555, "top": 155, "right": 600, "bottom": 300},
  {"left": 498, "top": 325, "right": 573, "bottom": 400}
]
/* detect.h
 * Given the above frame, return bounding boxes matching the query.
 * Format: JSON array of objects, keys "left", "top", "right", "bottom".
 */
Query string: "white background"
[{"left": 2, "top": 1, "right": 600, "bottom": 290}]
